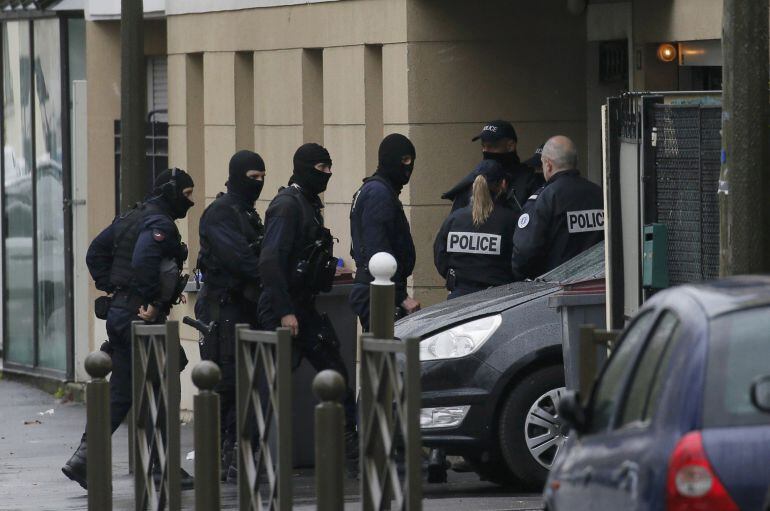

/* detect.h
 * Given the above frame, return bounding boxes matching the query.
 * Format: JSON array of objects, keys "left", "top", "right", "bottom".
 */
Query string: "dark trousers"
[
  {"left": 263, "top": 303, "right": 357, "bottom": 429},
  {"left": 201, "top": 294, "right": 259, "bottom": 447}
]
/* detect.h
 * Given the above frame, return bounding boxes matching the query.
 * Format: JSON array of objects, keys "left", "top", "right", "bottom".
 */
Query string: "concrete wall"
[{"left": 404, "top": 0, "right": 589, "bottom": 304}]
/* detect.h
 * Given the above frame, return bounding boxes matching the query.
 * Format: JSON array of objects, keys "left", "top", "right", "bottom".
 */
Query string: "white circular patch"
[{"left": 518, "top": 213, "right": 530, "bottom": 229}]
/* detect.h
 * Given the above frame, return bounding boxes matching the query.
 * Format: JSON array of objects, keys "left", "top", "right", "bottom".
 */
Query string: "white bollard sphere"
[{"left": 369, "top": 252, "right": 397, "bottom": 285}]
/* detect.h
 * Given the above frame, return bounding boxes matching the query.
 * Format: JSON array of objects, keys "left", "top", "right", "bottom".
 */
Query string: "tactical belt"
[{"left": 111, "top": 290, "right": 145, "bottom": 313}]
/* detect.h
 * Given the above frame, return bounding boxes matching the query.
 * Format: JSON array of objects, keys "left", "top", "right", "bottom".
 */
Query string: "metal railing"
[
  {"left": 192, "top": 361, "right": 222, "bottom": 511},
  {"left": 360, "top": 334, "right": 422, "bottom": 511},
  {"left": 236, "top": 325, "right": 293, "bottom": 511},
  {"left": 131, "top": 320, "right": 182, "bottom": 511}
]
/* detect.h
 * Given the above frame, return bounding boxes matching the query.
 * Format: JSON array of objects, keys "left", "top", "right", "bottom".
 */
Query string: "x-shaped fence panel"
[
  {"left": 360, "top": 335, "right": 422, "bottom": 511},
  {"left": 131, "top": 321, "right": 181, "bottom": 511},
  {"left": 236, "top": 325, "right": 293, "bottom": 511}
]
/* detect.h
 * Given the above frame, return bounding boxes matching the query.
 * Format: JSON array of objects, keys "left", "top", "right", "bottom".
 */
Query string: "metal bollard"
[
  {"left": 369, "top": 252, "right": 397, "bottom": 339},
  {"left": 85, "top": 351, "right": 113, "bottom": 511},
  {"left": 313, "top": 370, "right": 346, "bottom": 511},
  {"left": 193, "top": 361, "right": 222, "bottom": 511},
  {"left": 365, "top": 252, "right": 397, "bottom": 511}
]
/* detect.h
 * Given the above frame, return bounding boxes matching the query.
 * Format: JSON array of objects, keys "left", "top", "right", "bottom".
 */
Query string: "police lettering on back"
[
  {"left": 447, "top": 232, "right": 502, "bottom": 255},
  {"left": 567, "top": 209, "right": 604, "bottom": 233}
]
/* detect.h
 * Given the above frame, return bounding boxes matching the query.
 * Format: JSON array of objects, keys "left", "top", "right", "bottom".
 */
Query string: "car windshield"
[
  {"left": 536, "top": 242, "right": 605, "bottom": 284},
  {"left": 703, "top": 306, "right": 770, "bottom": 428}
]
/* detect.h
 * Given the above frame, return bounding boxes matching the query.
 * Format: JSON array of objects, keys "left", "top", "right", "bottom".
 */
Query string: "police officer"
[
  {"left": 522, "top": 143, "right": 545, "bottom": 175},
  {"left": 62, "top": 169, "right": 195, "bottom": 489},
  {"left": 349, "top": 133, "right": 420, "bottom": 330},
  {"left": 434, "top": 160, "right": 517, "bottom": 299},
  {"left": 196, "top": 150, "right": 265, "bottom": 482},
  {"left": 257, "top": 143, "right": 359, "bottom": 476},
  {"left": 441, "top": 120, "right": 544, "bottom": 214},
  {"left": 511, "top": 135, "right": 604, "bottom": 280}
]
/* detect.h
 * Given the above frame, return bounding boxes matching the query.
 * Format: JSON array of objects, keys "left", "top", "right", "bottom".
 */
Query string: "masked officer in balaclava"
[
  {"left": 196, "top": 150, "right": 266, "bottom": 483},
  {"left": 258, "top": 143, "right": 359, "bottom": 477},
  {"left": 63, "top": 169, "right": 195, "bottom": 490},
  {"left": 349, "top": 133, "right": 420, "bottom": 330}
]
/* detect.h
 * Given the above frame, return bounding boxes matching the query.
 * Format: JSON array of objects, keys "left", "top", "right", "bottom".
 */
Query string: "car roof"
[{"left": 674, "top": 275, "right": 770, "bottom": 318}]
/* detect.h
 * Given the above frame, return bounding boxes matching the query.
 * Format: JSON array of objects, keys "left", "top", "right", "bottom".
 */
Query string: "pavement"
[{"left": 0, "top": 377, "right": 544, "bottom": 510}]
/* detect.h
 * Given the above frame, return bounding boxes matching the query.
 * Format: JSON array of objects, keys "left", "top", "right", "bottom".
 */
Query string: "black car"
[{"left": 395, "top": 243, "right": 604, "bottom": 487}]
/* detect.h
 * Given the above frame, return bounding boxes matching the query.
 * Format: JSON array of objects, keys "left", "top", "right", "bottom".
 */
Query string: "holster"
[
  {"left": 446, "top": 269, "right": 457, "bottom": 292},
  {"left": 312, "top": 313, "right": 341, "bottom": 352},
  {"left": 94, "top": 295, "right": 113, "bottom": 320}
]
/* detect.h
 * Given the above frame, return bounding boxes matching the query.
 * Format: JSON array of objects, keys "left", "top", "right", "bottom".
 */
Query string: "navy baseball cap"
[
  {"left": 475, "top": 159, "right": 507, "bottom": 183},
  {"left": 523, "top": 143, "right": 545, "bottom": 169},
  {"left": 471, "top": 120, "right": 518, "bottom": 142}
]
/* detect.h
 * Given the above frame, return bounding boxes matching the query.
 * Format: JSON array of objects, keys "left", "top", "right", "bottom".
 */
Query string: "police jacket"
[
  {"left": 350, "top": 176, "right": 416, "bottom": 305},
  {"left": 197, "top": 191, "right": 263, "bottom": 297},
  {"left": 511, "top": 169, "right": 604, "bottom": 280},
  {"left": 442, "top": 163, "right": 544, "bottom": 214},
  {"left": 86, "top": 198, "right": 185, "bottom": 305},
  {"left": 434, "top": 198, "right": 517, "bottom": 288},
  {"left": 258, "top": 184, "right": 330, "bottom": 319}
]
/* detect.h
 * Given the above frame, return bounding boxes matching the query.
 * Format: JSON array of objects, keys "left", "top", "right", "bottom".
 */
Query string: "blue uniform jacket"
[{"left": 350, "top": 176, "right": 415, "bottom": 304}]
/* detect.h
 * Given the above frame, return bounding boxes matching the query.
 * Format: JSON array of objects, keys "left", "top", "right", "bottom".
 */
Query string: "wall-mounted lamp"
[{"left": 657, "top": 43, "right": 677, "bottom": 63}]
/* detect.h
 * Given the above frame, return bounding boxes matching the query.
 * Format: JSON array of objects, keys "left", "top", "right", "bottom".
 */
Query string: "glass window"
[
  {"left": 704, "top": 306, "right": 770, "bottom": 428},
  {"left": 588, "top": 310, "right": 655, "bottom": 433},
  {"left": 3, "top": 20, "right": 34, "bottom": 366},
  {"left": 34, "top": 18, "right": 66, "bottom": 372},
  {"left": 619, "top": 312, "right": 680, "bottom": 426}
]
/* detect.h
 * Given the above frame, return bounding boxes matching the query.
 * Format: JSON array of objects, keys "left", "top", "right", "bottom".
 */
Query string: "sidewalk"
[{"left": 0, "top": 378, "right": 543, "bottom": 510}]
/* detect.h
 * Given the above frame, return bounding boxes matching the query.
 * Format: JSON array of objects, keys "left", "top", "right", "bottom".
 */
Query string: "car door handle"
[{"left": 612, "top": 461, "right": 639, "bottom": 493}]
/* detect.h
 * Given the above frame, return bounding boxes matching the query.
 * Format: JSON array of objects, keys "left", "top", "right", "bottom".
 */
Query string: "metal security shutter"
[
  {"left": 147, "top": 56, "right": 168, "bottom": 119},
  {"left": 653, "top": 105, "right": 721, "bottom": 285}
]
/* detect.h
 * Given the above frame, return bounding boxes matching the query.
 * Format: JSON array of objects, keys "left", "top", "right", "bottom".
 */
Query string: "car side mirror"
[
  {"left": 751, "top": 376, "right": 770, "bottom": 413},
  {"left": 559, "top": 390, "right": 587, "bottom": 435}
]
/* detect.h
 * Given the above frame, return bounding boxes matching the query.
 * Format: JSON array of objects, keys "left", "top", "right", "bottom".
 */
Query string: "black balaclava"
[
  {"left": 292, "top": 143, "right": 332, "bottom": 195},
  {"left": 375, "top": 133, "right": 416, "bottom": 194},
  {"left": 153, "top": 168, "right": 195, "bottom": 219},
  {"left": 227, "top": 150, "right": 265, "bottom": 203},
  {"left": 483, "top": 149, "right": 520, "bottom": 170}
]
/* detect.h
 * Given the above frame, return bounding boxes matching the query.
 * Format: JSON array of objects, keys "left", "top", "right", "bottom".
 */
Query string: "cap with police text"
[
  {"left": 523, "top": 143, "right": 545, "bottom": 169},
  {"left": 471, "top": 120, "right": 518, "bottom": 143}
]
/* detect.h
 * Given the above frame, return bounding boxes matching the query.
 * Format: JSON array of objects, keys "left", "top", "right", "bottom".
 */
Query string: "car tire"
[{"left": 498, "top": 364, "right": 566, "bottom": 489}]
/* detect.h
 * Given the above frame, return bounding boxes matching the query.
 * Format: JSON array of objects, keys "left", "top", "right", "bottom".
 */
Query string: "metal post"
[
  {"left": 120, "top": 0, "right": 147, "bottom": 210},
  {"left": 276, "top": 327, "right": 293, "bottom": 511},
  {"left": 578, "top": 325, "right": 597, "bottom": 405},
  {"left": 365, "top": 252, "right": 397, "bottom": 511},
  {"left": 403, "top": 338, "right": 423, "bottom": 510},
  {"left": 193, "top": 361, "right": 222, "bottom": 511},
  {"left": 369, "top": 252, "right": 396, "bottom": 340},
  {"left": 86, "top": 351, "right": 113, "bottom": 511},
  {"left": 313, "top": 370, "right": 345, "bottom": 511},
  {"left": 166, "top": 321, "right": 182, "bottom": 511},
  {"left": 720, "top": 0, "right": 770, "bottom": 275}
]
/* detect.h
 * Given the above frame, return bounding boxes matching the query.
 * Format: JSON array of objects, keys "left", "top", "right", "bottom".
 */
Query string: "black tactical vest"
[
  {"left": 197, "top": 194, "right": 264, "bottom": 290},
  {"left": 109, "top": 202, "right": 176, "bottom": 289}
]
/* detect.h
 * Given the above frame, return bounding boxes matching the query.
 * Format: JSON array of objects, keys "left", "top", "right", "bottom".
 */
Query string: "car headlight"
[
  {"left": 419, "top": 315, "right": 502, "bottom": 361},
  {"left": 420, "top": 406, "right": 471, "bottom": 429}
]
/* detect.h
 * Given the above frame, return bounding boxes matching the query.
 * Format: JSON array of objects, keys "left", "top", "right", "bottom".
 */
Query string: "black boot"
[
  {"left": 221, "top": 439, "right": 235, "bottom": 483},
  {"left": 427, "top": 448, "right": 449, "bottom": 484},
  {"left": 344, "top": 428, "right": 360, "bottom": 479},
  {"left": 152, "top": 465, "right": 195, "bottom": 491},
  {"left": 62, "top": 440, "right": 88, "bottom": 489}
]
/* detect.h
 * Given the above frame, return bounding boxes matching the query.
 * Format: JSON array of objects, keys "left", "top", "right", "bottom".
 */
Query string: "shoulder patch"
[
  {"left": 518, "top": 213, "right": 530, "bottom": 229},
  {"left": 152, "top": 229, "right": 167, "bottom": 242}
]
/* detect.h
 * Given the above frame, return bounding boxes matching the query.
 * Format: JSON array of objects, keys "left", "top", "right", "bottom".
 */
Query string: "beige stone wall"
[{"left": 404, "top": 0, "right": 589, "bottom": 304}]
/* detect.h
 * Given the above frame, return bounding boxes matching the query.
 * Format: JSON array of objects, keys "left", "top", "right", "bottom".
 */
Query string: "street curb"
[{"left": 0, "top": 369, "right": 86, "bottom": 403}]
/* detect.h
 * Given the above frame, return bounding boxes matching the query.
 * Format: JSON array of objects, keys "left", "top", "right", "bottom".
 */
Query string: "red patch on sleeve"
[{"left": 152, "top": 229, "right": 166, "bottom": 242}]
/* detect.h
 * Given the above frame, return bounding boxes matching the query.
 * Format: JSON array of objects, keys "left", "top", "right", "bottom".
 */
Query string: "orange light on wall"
[{"left": 657, "top": 43, "right": 678, "bottom": 63}]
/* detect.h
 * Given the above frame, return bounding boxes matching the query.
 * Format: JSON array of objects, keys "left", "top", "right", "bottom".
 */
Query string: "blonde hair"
[{"left": 471, "top": 175, "right": 495, "bottom": 227}]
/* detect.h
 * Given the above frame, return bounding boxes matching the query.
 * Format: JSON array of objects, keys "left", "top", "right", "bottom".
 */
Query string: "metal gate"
[{"left": 604, "top": 92, "right": 722, "bottom": 327}]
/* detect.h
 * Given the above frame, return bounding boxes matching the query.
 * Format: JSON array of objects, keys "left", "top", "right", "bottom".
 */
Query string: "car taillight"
[{"left": 666, "top": 431, "right": 739, "bottom": 511}]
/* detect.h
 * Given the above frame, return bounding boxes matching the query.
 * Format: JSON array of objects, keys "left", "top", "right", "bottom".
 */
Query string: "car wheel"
[{"left": 498, "top": 365, "right": 566, "bottom": 488}]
